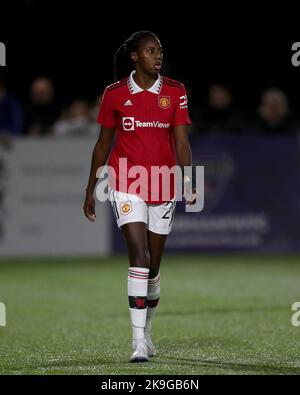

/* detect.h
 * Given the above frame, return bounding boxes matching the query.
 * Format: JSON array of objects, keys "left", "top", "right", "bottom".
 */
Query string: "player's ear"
[{"left": 130, "top": 51, "right": 138, "bottom": 63}]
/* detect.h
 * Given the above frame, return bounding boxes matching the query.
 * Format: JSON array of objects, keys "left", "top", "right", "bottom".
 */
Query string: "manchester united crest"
[
  {"left": 158, "top": 96, "right": 171, "bottom": 109},
  {"left": 120, "top": 202, "right": 132, "bottom": 215}
]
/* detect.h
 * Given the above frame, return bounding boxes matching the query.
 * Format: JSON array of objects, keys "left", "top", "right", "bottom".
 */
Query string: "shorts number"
[{"left": 162, "top": 201, "right": 176, "bottom": 225}]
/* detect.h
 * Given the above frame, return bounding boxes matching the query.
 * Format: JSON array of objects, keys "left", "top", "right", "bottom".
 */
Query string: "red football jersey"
[{"left": 97, "top": 71, "right": 191, "bottom": 203}]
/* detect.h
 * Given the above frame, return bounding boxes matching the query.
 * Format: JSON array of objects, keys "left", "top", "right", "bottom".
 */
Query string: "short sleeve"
[
  {"left": 172, "top": 85, "right": 192, "bottom": 127},
  {"left": 97, "top": 88, "right": 116, "bottom": 128}
]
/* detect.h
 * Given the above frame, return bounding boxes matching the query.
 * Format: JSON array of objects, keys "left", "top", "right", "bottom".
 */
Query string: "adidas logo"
[{"left": 124, "top": 100, "right": 133, "bottom": 106}]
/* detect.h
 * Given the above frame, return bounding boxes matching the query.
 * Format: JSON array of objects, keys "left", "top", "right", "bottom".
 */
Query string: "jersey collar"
[{"left": 128, "top": 71, "right": 162, "bottom": 95}]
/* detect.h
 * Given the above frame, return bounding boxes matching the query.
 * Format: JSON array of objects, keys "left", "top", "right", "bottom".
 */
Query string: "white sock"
[
  {"left": 145, "top": 272, "right": 160, "bottom": 336},
  {"left": 128, "top": 267, "right": 149, "bottom": 341}
]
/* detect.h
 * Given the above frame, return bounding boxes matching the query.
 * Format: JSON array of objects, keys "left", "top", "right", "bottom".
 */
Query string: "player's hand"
[
  {"left": 183, "top": 176, "right": 196, "bottom": 205},
  {"left": 83, "top": 194, "right": 96, "bottom": 222}
]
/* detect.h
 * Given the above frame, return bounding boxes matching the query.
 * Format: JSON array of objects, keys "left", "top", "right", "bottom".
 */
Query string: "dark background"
[{"left": 1, "top": 1, "right": 299, "bottom": 111}]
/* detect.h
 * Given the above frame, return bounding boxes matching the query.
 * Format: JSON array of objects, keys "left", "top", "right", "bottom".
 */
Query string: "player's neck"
[{"left": 133, "top": 70, "right": 158, "bottom": 91}]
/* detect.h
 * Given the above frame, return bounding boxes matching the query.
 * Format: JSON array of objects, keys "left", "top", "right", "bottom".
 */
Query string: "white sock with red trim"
[
  {"left": 128, "top": 267, "right": 149, "bottom": 341},
  {"left": 145, "top": 272, "right": 160, "bottom": 337}
]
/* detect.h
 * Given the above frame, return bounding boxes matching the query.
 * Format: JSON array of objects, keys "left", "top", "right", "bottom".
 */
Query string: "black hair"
[{"left": 113, "top": 31, "right": 159, "bottom": 82}]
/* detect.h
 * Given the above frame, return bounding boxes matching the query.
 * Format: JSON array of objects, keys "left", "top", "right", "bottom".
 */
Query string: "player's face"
[{"left": 132, "top": 38, "right": 163, "bottom": 76}]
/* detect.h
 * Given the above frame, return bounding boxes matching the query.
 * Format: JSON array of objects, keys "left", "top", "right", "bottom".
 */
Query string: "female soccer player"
[{"left": 83, "top": 31, "right": 195, "bottom": 362}]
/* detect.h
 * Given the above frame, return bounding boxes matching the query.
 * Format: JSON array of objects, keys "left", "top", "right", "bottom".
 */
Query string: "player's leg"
[
  {"left": 147, "top": 230, "right": 167, "bottom": 277},
  {"left": 145, "top": 230, "right": 167, "bottom": 356},
  {"left": 122, "top": 222, "right": 150, "bottom": 268},
  {"left": 145, "top": 200, "right": 176, "bottom": 356},
  {"left": 109, "top": 189, "right": 150, "bottom": 362},
  {"left": 121, "top": 222, "right": 150, "bottom": 362}
]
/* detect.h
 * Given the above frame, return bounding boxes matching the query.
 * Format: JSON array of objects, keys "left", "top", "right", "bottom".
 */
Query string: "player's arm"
[
  {"left": 173, "top": 125, "right": 196, "bottom": 205},
  {"left": 174, "top": 125, "right": 192, "bottom": 167},
  {"left": 83, "top": 127, "right": 115, "bottom": 222}
]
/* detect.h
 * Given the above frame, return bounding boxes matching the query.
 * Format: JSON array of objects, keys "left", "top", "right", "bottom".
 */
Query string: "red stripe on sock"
[
  {"left": 129, "top": 269, "right": 149, "bottom": 275},
  {"left": 129, "top": 272, "right": 148, "bottom": 277},
  {"left": 128, "top": 272, "right": 149, "bottom": 278}
]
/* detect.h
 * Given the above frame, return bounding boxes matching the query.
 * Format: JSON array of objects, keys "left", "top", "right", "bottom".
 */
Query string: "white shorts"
[{"left": 109, "top": 189, "right": 176, "bottom": 235}]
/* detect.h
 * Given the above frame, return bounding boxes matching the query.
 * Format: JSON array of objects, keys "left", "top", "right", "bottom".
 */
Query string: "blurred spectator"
[
  {"left": 254, "top": 88, "right": 296, "bottom": 134},
  {"left": 89, "top": 95, "right": 103, "bottom": 135},
  {"left": 195, "top": 84, "right": 243, "bottom": 134},
  {"left": 24, "top": 77, "right": 59, "bottom": 136},
  {"left": 53, "top": 98, "right": 100, "bottom": 137},
  {"left": 0, "top": 77, "right": 23, "bottom": 147}
]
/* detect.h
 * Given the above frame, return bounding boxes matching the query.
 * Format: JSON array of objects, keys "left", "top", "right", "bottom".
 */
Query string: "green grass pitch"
[{"left": 1, "top": 254, "right": 300, "bottom": 375}]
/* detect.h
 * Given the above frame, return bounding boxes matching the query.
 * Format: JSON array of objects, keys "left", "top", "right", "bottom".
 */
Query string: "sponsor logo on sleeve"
[{"left": 179, "top": 95, "right": 188, "bottom": 109}]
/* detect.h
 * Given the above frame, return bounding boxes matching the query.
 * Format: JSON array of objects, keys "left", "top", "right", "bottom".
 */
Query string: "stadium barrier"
[
  {"left": 1, "top": 135, "right": 299, "bottom": 257},
  {"left": 0, "top": 138, "right": 110, "bottom": 257},
  {"left": 113, "top": 134, "right": 300, "bottom": 253}
]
